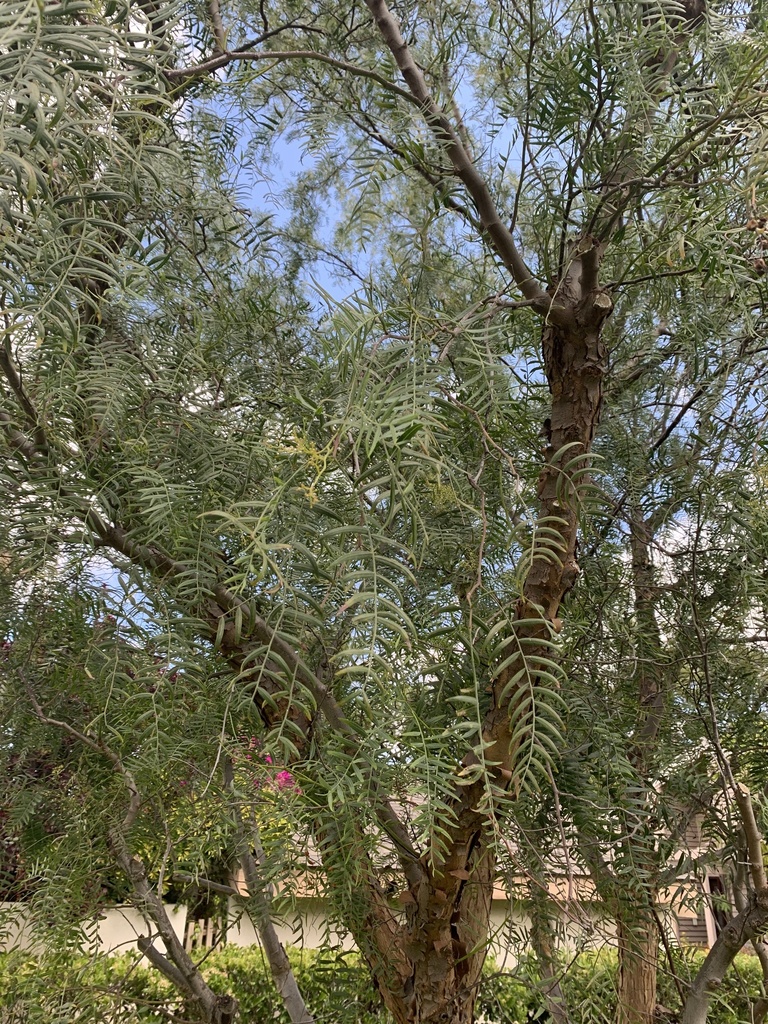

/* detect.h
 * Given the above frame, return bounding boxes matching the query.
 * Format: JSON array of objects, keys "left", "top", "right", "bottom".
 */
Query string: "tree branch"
[
  {"left": 362, "top": 0, "right": 560, "bottom": 318},
  {"left": 0, "top": 337, "right": 48, "bottom": 453},
  {"left": 681, "top": 889, "right": 768, "bottom": 1024},
  {"left": 166, "top": 48, "right": 418, "bottom": 111},
  {"left": 24, "top": 685, "right": 235, "bottom": 1022},
  {"left": 0, "top": 410, "right": 39, "bottom": 462},
  {"left": 0, "top": 398, "right": 423, "bottom": 892},
  {"left": 206, "top": 0, "right": 227, "bottom": 52},
  {"left": 84, "top": 517, "right": 422, "bottom": 886},
  {"left": 24, "top": 680, "right": 142, "bottom": 831},
  {"left": 137, "top": 936, "right": 191, "bottom": 993},
  {"left": 172, "top": 873, "right": 239, "bottom": 898},
  {"left": 223, "top": 758, "right": 315, "bottom": 1024}
]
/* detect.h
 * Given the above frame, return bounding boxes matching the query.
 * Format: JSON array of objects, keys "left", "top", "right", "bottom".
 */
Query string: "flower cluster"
[{"left": 239, "top": 737, "right": 300, "bottom": 794}]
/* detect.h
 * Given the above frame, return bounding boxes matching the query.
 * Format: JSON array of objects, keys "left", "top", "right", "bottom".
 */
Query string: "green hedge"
[{"left": 0, "top": 945, "right": 765, "bottom": 1023}]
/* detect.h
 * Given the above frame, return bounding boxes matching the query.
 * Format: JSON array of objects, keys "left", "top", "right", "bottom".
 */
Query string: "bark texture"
[{"left": 616, "top": 913, "right": 658, "bottom": 1024}]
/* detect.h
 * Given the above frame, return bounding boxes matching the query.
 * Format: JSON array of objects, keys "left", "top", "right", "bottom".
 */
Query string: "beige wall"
[
  {"left": 227, "top": 897, "right": 355, "bottom": 951},
  {"left": 2, "top": 897, "right": 617, "bottom": 964},
  {"left": 0, "top": 902, "right": 187, "bottom": 957},
  {"left": 96, "top": 903, "right": 187, "bottom": 956},
  {"left": 224, "top": 897, "right": 616, "bottom": 967}
]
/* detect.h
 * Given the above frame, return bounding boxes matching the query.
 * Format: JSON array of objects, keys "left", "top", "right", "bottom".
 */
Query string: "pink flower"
[
  {"left": 274, "top": 770, "right": 294, "bottom": 789},
  {"left": 264, "top": 755, "right": 273, "bottom": 765}
]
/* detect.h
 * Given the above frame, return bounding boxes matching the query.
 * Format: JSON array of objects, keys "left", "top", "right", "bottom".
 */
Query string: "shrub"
[{"left": 0, "top": 945, "right": 765, "bottom": 1023}]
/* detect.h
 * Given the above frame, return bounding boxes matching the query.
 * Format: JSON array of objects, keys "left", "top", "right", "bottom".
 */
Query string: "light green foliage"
[{"left": 2, "top": 0, "right": 768, "bottom": 1019}]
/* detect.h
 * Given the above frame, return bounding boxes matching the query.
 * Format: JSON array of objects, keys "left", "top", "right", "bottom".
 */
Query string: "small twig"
[
  {"left": 172, "top": 873, "right": 239, "bottom": 897},
  {"left": 465, "top": 474, "right": 486, "bottom": 604},
  {"left": 438, "top": 387, "right": 522, "bottom": 486},
  {"left": 486, "top": 296, "right": 544, "bottom": 311},
  {"left": 547, "top": 765, "right": 576, "bottom": 905},
  {"left": 607, "top": 267, "right": 698, "bottom": 289},
  {"left": 23, "top": 679, "right": 142, "bottom": 830},
  {"left": 650, "top": 902, "right": 687, "bottom": 1007}
]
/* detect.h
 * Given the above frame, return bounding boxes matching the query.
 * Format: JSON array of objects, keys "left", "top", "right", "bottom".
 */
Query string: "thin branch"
[
  {"left": 166, "top": 48, "right": 418, "bottom": 111},
  {"left": 0, "top": 336, "right": 48, "bottom": 453},
  {"left": 137, "top": 937, "right": 190, "bottom": 993},
  {"left": 24, "top": 683, "right": 234, "bottom": 1021},
  {"left": 223, "top": 758, "right": 314, "bottom": 1024},
  {"left": 681, "top": 889, "right": 768, "bottom": 1024},
  {"left": 732, "top": 785, "right": 767, "bottom": 892},
  {"left": 86, "top": 519, "right": 422, "bottom": 884},
  {"left": 607, "top": 267, "right": 699, "bottom": 289},
  {"left": 172, "top": 873, "right": 239, "bottom": 898},
  {"left": 489, "top": 296, "right": 546, "bottom": 311},
  {"left": 346, "top": 112, "right": 481, "bottom": 229},
  {"left": 24, "top": 680, "right": 141, "bottom": 830},
  {"left": 206, "top": 0, "right": 227, "bottom": 52},
  {"left": 0, "top": 410, "right": 39, "bottom": 461}
]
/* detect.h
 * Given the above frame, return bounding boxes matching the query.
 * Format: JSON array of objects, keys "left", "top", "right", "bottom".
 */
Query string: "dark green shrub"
[{"left": 0, "top": 944, "right": 765, "bottom": 1023}]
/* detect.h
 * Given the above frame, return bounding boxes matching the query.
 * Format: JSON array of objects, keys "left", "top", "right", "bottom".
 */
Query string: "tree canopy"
[{"left": 2, "top": 0, "right": 768, "bottom": 1022}]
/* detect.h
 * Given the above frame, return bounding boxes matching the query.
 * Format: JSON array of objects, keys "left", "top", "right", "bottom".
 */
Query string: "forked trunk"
[
  {"left": 616, "top": 912, "right": 658, "bottom": 1024},
  {"left": 349, "top": 841, "right": 494, "bottom": 1024}
]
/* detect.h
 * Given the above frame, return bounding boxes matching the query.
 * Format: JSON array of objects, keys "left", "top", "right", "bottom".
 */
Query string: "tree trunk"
[
  {"left": 616, "top": 912, "right": 658, "bottom": 1024},
  {"left": 529, "top": 881, "right": 571, "bottom": 1024},
  {"left": 319, "top": 814, "right": 494, "bottom": 1024},
  {"left": 376, "top": 844, "right": 494, "bottom": 1024}
]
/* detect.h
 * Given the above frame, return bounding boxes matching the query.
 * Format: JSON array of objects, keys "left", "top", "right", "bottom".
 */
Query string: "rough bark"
[
  {"left": 377, "top": 848, "right": 494, "bottom": 1024},
  {"left": 616, "top": 912, "right": 658, "bottom": 1024}
]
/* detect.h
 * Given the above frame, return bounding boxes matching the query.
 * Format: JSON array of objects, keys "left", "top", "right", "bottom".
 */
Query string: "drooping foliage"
[{"left": 2, "top": 0, "right": 768, "bottom": 1021}]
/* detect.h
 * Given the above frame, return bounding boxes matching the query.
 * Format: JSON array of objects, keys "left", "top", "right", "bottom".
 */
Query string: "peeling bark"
[{"left": 616, "top": 912, "right": 658, "bottom": 1024}]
